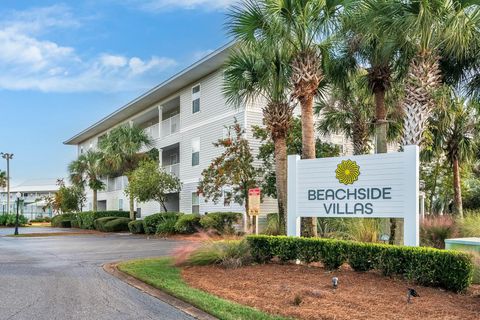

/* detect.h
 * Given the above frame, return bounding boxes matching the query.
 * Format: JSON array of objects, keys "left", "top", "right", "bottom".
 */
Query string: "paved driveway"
[{"left": 0, "top": 227, "right": 194, "bottom": 320}]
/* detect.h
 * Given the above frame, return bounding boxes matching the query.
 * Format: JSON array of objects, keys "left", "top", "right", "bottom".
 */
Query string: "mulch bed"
[{"left": 182, "top": 263, "right": 480, "bottom": 320}]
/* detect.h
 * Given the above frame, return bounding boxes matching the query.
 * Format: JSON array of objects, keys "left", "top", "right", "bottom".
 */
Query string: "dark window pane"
[{"left": 192, "top": 151, "right": 199, "bottom": 166}]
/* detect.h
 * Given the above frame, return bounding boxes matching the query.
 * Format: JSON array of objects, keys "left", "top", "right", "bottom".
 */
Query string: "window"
[
  {"left": 192, "top": 192, "right": 200, "bottom": 214},
  {"left": 191, "top": 137, "right": 200, "bottom": 166},
  {"left": 80, "top": 147, "right": 84, "bottom": 154},
  {"left": 118, "top": 199, "right": 123, "bottom": 211},
  {"left": 192, "top": 85, "right": 200, "bottom": 113}
]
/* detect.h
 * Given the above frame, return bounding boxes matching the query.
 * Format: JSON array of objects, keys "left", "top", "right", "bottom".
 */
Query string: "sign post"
[
  {"left": 248, "top": 188, "right": 261, "bottom": 235},
  {"left": 287, "top": 145, "right": 420, "bottom": 246}
]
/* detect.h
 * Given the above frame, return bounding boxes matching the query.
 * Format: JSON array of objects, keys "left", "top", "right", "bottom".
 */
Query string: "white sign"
[{"left": 287, "top": 145, "right": 419, "bottom": 246}]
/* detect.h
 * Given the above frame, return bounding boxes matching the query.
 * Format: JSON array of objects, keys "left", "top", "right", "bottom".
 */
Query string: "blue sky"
[{"left": 0, "top": 0, "right": 234, "bottom": 185}]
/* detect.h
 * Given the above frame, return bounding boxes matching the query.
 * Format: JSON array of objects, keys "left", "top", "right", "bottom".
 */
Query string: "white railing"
[
  {"left": 161, "top": 114, "right": 180, "bottom": 138},
  {"left": 144, "top": 123, "right": 160, "bottom": 140},
  {"left": 163, "top": 163, "right": 180, "bottom": 177}
]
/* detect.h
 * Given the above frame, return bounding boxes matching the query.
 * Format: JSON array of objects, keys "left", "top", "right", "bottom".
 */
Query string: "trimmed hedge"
[
  {"left": 75, "top": 210, "right": 130, "bottom": 229},
  {"left": 200, "top": 212, "right": 242, "bottom": 234},
  {"left": 128, "top": 220, "right": 145, "bottom": 234},
  {"left": 94, "top": 217, "right": 131, "bottom": 232},
  {"left": 247, "top": 235, "right": 474, "bottom": 293},
  {"left": 51, "top": 213, "right": 76, "bottom": 228},
  {"left": 143, "top": 212, "right": 182, "bottom": 235},
  {"left": 174, "top": 214, "right": 201, "bottom": 234}
]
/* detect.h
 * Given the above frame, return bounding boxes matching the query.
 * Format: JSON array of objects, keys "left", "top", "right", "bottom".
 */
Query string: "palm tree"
[
  {"left": 223, "top": 42, "right": 293, "bottom": 234},
  {"left": 68, "top": 150, "right": 105, "bottom": 212},
  {"left": 228, "top": 0, "right": 348, "bottom": 236},
  {"left": 429, "top": 94, "right": 479, "bottom": 218},
  {"left": 98, "top": 124, "right": 152, "bottom": 220},
  {"left": 0, "top": 170, "right": 6, "bottom": 189},
  {"left": 392, "top": 0, "right": 480, "bottom": 147},
  {"left": 317, "top": 69, "right": 403, "bottom": 155},
  {"left": 343, "top": 0, "right": 406, "bottom": 154}
]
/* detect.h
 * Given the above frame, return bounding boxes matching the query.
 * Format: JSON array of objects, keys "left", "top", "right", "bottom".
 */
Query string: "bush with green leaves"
[
  {"left": 51, "top": 213, "right": 76, "bottom": 228},
  {"left": 156, "top": 215, "right": 179, "bottom": 236},
  {"left": 30, "top": 217, "right": 52, "bottom": 223},
  {"left": 458, "top": 211, "right": 480, "bottom": 237},
  {"left": 74, "top": 210, "right": 130, "bottom": 229},
  {"left": 199, "top": 212, "right": 242, "bottom": 234},
  {"left": 184, "top": 240, "right": 252, "bottom": 269},
  {"left": 247, "top": 235, "right": 474, "bottom": 292},
  {"left": 143, "top": 212, "right": 182, "bottom": 235},
  {"left": 262, "top": 213, "right": 280, "bottom": 235},
  {"left": 420, "top": 215, "right": 457, "bottom": 249},
  {"left": 174, "top": 214, "right": 201, "bottom": 234},
  {"left": 94, "top": 217, "right": 131, "bottom": 232},
  {"left": 0, "top": 214, "right": 28, "bottom": 227},
  {"left": 128, "top": 220, "right": 145, "bottom": 234}
]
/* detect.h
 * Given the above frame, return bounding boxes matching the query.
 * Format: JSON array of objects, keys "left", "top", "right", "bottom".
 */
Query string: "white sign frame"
[{"left": 287, "top": 145, "right": 420, "bottom": 246}]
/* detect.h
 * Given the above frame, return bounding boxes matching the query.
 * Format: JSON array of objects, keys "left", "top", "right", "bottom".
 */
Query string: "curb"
[{"left": 103, "top": 262, "right": 218, "bottom": 320}]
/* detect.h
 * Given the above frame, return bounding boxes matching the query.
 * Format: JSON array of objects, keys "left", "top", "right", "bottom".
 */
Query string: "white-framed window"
[
  {"left": 80, "top": 147, "right": 84, "bottom": 154},
  {"left": 118, "top": 199, "right": 123, "bottom": 211},
  {"left": 192, "top": 192, "right": 200, "bottom": 214},
  {"left": 222, "top": 127, "right": 229, "bottom": 139},
  {"left": 192, "top": 84, "right": 200, "bottom": 114},
  {"left": 191, "top": 137, "right": 200, "bottom": 166}
]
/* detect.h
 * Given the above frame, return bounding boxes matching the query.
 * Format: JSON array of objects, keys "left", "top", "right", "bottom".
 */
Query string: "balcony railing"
[
  {"left": 144, "top": 123, "right": 160, "bottom": 140},
  {"left": 161, "top": 114, "right": 180, "bottom": 138},
  {"left": 163, "top": 163, "right": 180, "bottom": 177}
]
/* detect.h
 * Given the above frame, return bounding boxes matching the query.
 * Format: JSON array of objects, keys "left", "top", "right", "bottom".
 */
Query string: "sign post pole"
[
  {"left": 403, "top": 145, "right": 420, "bottom": 246},
  {"left": 287, "top": 155, "right": 301, "bottom": 237}
]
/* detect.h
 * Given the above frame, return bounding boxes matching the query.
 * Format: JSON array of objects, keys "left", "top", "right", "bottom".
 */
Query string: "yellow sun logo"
[{"left": 335, "top": 160, "right": 360, "bottom": 185}]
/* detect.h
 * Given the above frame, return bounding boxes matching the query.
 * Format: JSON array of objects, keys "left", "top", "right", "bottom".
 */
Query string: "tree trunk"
[
  {"left": 374, "top": 89, "right": 388, "bottom": 154},
  {"left": 429, "top": 156, "right": 441, "bottom": 214},
  {"left": 129, "top": 193, "right": 135, "bottom": 220},
  {"left": 93, "top": 189, "right": 97, "bottom": 212},
  {"left": 374, "top": 88, "right": 395, "bottom": 242},
  {"left": 160, "top": 201, "right": 168, "bottom": 212},
  {"left": 273, "top": 135, "right": 288, "bottom": 235},
  {"left": 453, "top": 157, "right": 463, "bottom": 219},
  {"left": 300, "top": 95, "right": 317, "bottom": 237}
]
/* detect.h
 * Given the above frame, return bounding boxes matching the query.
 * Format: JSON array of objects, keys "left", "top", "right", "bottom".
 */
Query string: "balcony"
[
  {"left": 163, "top": 163, "right": 180, "bottom": 177},
  {"left": 144, "top": 123, "right": 160, "bottom": 140},
  {"left": 161, "top": 114, "right": 180, "bottom": 138}
]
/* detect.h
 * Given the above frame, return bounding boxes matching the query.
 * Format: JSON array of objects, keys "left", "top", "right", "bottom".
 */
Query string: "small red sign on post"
[{"left": 248, "top": 188, "right": 261, "bottom": 216}]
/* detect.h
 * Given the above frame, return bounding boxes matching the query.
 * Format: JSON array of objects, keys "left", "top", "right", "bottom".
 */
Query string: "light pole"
[
  {"left": 1, "top": 152, "right": 14, "bottom": 214},
  {"left": 15, "top": 192, "right": 22, "bottom": 236}
]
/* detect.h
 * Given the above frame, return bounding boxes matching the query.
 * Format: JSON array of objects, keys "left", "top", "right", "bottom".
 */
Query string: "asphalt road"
[{"left": 0, "top": 228, "right": 195, "bottom": 320}]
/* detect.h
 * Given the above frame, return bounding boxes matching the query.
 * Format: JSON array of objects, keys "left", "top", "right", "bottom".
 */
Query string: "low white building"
[
  {"left": 64, "top": 43, "right": 352, "bottom": 218},
  {"left": 0, "top": 179, "right": 59, "bottom": 218}
]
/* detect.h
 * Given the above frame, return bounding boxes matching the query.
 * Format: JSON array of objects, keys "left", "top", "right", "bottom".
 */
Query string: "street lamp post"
[
  {"left": 1, "top": 152, "right": 14, "bottom": 214},
  {"left": 15, "top": 192, "right": 22, "bottom": 236}
]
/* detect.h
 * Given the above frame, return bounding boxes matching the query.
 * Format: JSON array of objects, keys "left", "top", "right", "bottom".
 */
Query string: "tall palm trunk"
[
  {"left": 352, "top": 108, "right": 370, "bottom": 155},
  {"left": 273, "top": 135, "right": 288, "bottom": 234},
  {"left": 292, "top": 50, "right": 322, "bottom": 237},
  {"left": 264, "top": 102, "right": 292, "bottom": 235},
  {"left": 452, "top": 156, "right": 463, "bottom": 218},
  {"left": 402, "top": 53, "right": 442, "bottom": 146},
  {"left": 93, "top": 189, "right": 98, "bottom": 212},
  {"left": 374, "top": 89, "right": 388, "bottom": 154},
  {"left": 129, "top": 193, "right": 135, "bottom": 220}
]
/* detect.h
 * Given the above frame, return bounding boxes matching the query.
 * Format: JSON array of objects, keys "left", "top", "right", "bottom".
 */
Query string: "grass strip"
[{"left": 118, "top": 258, "right": 290, "bottom": 320}]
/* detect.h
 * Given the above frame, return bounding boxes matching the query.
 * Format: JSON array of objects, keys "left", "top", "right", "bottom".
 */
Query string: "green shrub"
[
  {"left": 128, "top": 220, "right": 145, "bottom": 234},
  {"left": 143, "top": 212, "right": 182, "bottom": 235},
  {"left": 60, "top": 220, "right": 72, "bottom": 228},
  {"left": 262, "top": 213, "right": 280, "bottom": 235},
  {"left": 174, "top": 214, "right": 201, "bottom": 234},
  {"left": 156, "top": 216, "right": 179, "bottom": 236},
  {"left": 71, "top": 219, "right": 80, "bottom": 228},
  {"left": 247, "top": 235, "right": 474, "bottom": 292},
  {"left": 199, "top": 212, "right": 242, "bottom": 234},
  {"left": 51, "top": 213, "right": 76, "bottom": 228},
  {"left": 94, "top": 217, "right": 131, "bottom": 232},
  {"left": 75, "top": 210, "right": 130, "bottom": 229},
  {"left": 458, "top": 211, "right": 480, "bottom": 237},
  {"left": 30, "top": 217, "right": 51, "bottom": 223},
  {"left": 184, "top": 240, "right": 251, "bottom": 268},
  {"left": 2, "top": 214, "right": 28, "bottom": 227}
]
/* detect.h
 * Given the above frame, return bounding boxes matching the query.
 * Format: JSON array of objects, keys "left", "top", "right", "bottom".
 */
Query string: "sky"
[{"left": 0, "top": 0, "right": 235, "bottom": 186}]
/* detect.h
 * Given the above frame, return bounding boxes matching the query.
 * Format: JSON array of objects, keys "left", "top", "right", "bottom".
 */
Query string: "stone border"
[{"left": 103, "top": 262, "right": 218, "bottom": 320}]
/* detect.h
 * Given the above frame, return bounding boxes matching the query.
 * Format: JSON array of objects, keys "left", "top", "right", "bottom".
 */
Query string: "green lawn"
[{"left": 118, "top": 258, "right": 289, "bottom": 320}]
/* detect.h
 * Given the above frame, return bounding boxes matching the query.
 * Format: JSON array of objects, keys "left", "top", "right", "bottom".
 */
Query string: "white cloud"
[{"left": 0, "top": 6, "right": 178, "bottom": 92}]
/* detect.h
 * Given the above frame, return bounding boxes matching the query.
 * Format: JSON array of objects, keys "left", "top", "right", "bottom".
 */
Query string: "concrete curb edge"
[{"left": 103, "top": 262, "right": 218, "bottom": 320}]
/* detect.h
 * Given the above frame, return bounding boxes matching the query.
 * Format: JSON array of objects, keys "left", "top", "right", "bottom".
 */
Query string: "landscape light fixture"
[
  {"left": 407, "top": 288, "right": 419, "bottom": 303},
  {"left": 14, "top": 192, "right": 22, "bottom": 236},
  {"left": 0, "top": 152, "right": 13, "bottom": 214},
  {"left": 332, "top": 276, "right": 338, "bottom": 289}
]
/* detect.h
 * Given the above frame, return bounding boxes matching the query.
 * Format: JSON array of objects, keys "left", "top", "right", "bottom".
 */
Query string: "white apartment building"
[
  {"left": 64, "top": 43, "right": 352, "bottom": 218},
  {"left": 0, "top": 179, "right": 58, "bottom": 218}
]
